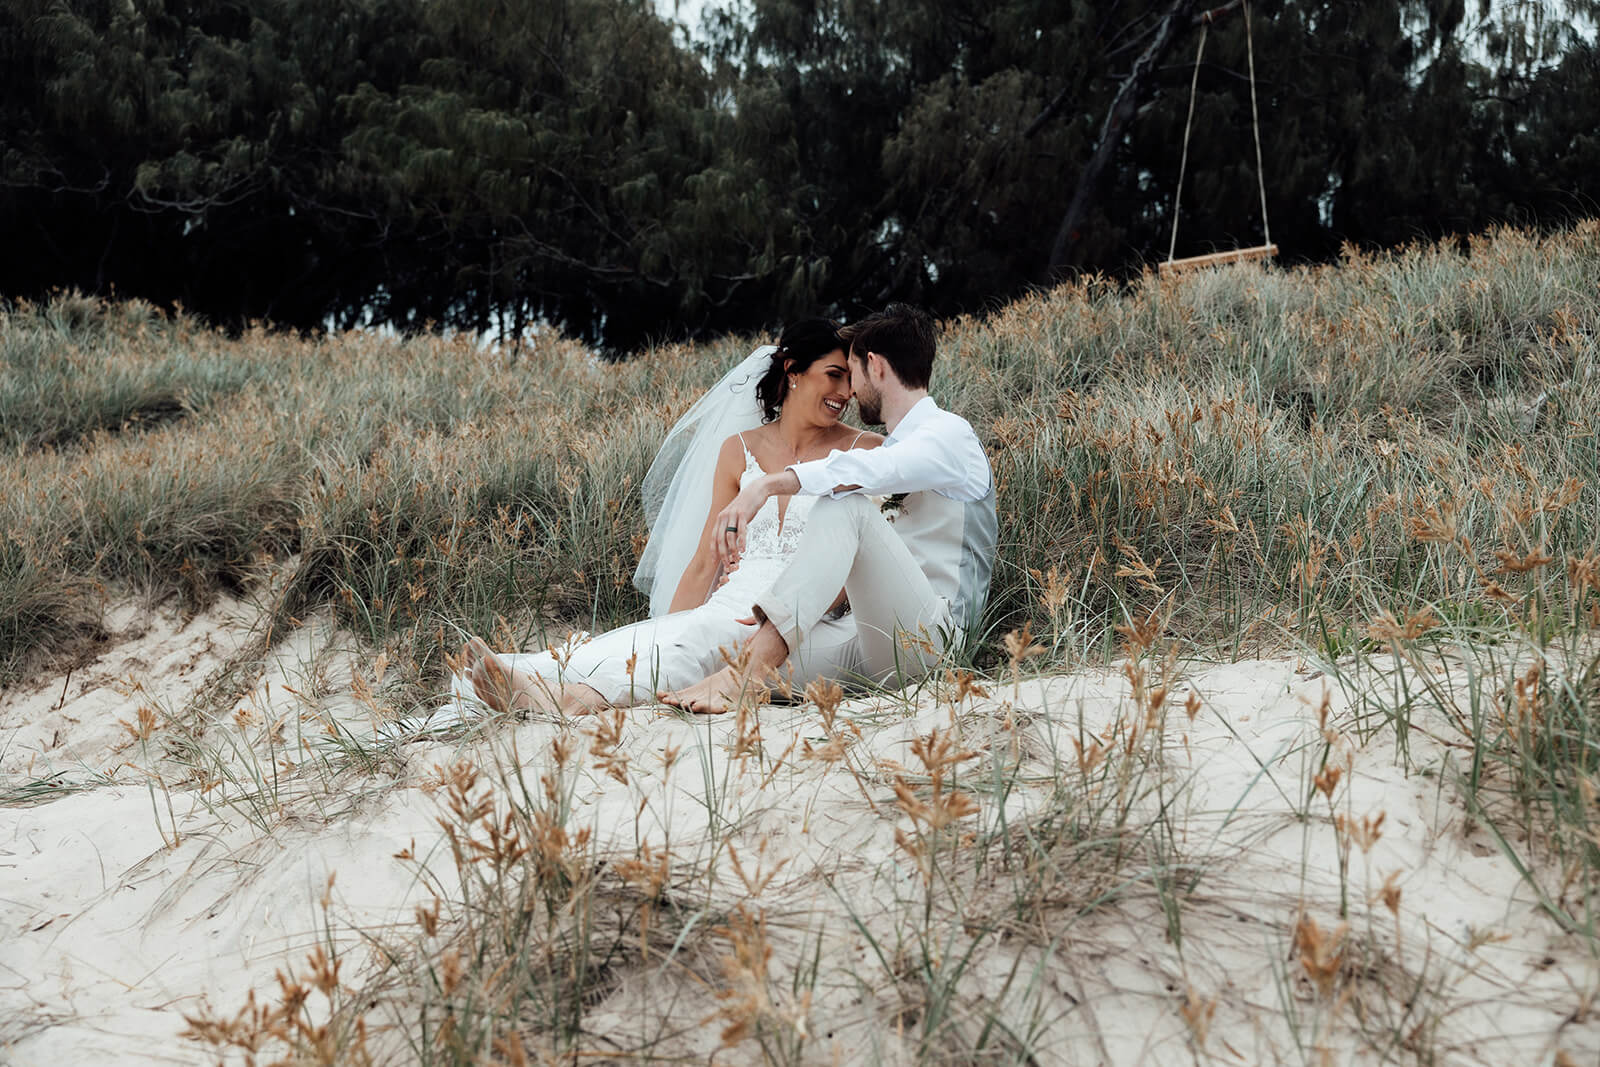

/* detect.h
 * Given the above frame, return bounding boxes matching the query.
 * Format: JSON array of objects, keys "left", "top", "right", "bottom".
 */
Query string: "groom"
[{"left": 663, "top": 303, "right": 996, "bottom": 713}]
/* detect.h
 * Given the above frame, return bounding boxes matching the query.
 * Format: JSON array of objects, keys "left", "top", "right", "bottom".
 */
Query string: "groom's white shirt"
[
  {"left": 788, "top": 396, "right": 990, "bottom": 502},
  {"left": 784, "top": 396, "right": 997, "bottom": 636}
]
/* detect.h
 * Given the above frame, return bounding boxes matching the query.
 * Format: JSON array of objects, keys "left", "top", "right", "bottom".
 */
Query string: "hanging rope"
[
  {"left": 1244, "top": 0, "right": 1271, "bottom": 249},
  {"left": 1164, "top": 1, "right": 1275, "bottom": 271},
  {"left": 1166, "top": 18, "right": 1208, "bottom": 264}
]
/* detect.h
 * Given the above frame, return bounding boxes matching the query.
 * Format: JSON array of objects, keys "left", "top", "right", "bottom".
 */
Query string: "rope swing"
[{"left": 1161, "top": 0, "right": 1277, "bottom": 275}]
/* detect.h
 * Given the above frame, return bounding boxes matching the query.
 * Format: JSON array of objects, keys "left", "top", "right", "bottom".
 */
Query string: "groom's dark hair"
[{"left": 840, "top": 303, "right": 936, "bottom": 389}]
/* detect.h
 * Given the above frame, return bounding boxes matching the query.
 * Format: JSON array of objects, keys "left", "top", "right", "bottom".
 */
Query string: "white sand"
[{"left": 3, "top": 599, "right": 1597, "bottom": 1063}]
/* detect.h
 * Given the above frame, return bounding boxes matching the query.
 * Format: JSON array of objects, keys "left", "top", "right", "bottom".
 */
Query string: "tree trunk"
[{"left": 1047, "top": 0, "right": 1211, "bottom": 276}]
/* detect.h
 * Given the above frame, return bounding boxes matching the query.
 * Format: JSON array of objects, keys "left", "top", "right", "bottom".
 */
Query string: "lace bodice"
[
  {"left": 692, "top": 444, "right": 820, "bottom": 613},
  {"left": 739, "top": 449, "right": 815, "bottom": 563}
]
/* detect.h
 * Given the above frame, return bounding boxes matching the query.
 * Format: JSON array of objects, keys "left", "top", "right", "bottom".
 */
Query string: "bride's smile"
[{"left": 785, "top": 349, "right": 854, "bottom": 428}]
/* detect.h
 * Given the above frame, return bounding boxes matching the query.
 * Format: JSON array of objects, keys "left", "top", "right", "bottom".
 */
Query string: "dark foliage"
[{"left": 2, "top": 0, "right": 1597, "bottom": 349}]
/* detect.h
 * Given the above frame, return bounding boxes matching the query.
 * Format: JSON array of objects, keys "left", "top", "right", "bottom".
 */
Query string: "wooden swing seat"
[
  {"left": 1160, "top": 1, "right": 1276, "bottom": 279},
  {"left": 1159, "top": 242, "right": 1278, "bottom": 275}
]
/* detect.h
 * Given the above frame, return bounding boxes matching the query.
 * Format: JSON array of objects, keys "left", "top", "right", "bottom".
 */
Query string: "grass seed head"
[
  {"left": 615, "top": 841, "right": 671, "bottom": 900},
  {"left": 438, "top": 949, "right": 464, "bottom": 997},
  {"left": 121, "top": 704, "right": 161, "bottom": 741},
  {"left": 305, "top": 944, "right": 341, "bottom": 998},
  {"left": 1293, "top": 914, "right": 1347, "bottom": 997},
  {"left": 1335, "top": 810, "right": 1386, "bottom": 854},
  {"left": 1004, "top": 620, "right": 1046, "bottom": 669},
  {"left": 1179, "top": 986, "right": 1217, "bottom": 1049},
  {"left": 492, "top": 1030, "right": 530, "bottom": 1067},
  {"left": 710, "top": 906, "right": 777, "bottom": 1048},
  {"left": 1567, "top": 553, "right": 1600, "bottom": 597},
  {"left": 944, "top": 668, "right": 990, "bottom": 705},
  {"left": 1028, "top": 564, "right": 1072, "bottom": 615},
  {"left": 1365, "top": 607, "right": 1439, "bottom": 643},
  {"left": 1115, "top": 610, "right": 1162, "bottom": 655},
  {"left": 1071, "top": 735, "right": 1107, "bottom": 777},
  {"left": 415, "top": 896, "right": 441, "bottom": 936},
  {"left": 804, "top": 677, "right": 845, "bottom": 730},
  {"left": 898, "top": 625, "right": 938, "bottom": 658},
  {"left": 588, "top": 707, "right": 630, "bottom": 784},
  {"left": 1377, "top": 870, "right": 1403, "bottom": 917},
  {"left": 727, "top": 839, "right": 788, "bottom": 898}
]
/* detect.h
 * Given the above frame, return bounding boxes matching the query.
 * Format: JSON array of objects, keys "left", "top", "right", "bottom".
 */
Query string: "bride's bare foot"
[
  {"left": 446, "top": 635, "right": 487, "bottom": 677},
  {"left": 445, "top": 634, "right": 497, "bottom": 678},
  {"left": 660, "top": 666, "right": 769, "bottom": 715},
  {"left": 468, "top": 646, "right": 525, "bottom": 714},
  {"left": 465, "top": 637, "right": 607, "bottom": 719}
]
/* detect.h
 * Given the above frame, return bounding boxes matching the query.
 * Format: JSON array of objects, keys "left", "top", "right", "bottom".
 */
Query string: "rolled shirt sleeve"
[{"left": 788, "top": 398, "right": 991, "bottom": 503}]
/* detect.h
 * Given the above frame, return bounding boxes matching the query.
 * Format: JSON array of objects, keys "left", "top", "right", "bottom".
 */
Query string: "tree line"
[{"left": 3, "top": 0, "right": 1596, "bottom": 350}]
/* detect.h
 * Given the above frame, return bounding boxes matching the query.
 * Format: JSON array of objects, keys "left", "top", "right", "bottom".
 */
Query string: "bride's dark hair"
[{"left": 756, "top": 317, "right": 844, "bottom": 423}]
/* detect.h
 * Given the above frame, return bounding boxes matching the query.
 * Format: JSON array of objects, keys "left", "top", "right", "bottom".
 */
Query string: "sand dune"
[{"left": 4, "top": 598, "right": 1597, "bottom": 1063}]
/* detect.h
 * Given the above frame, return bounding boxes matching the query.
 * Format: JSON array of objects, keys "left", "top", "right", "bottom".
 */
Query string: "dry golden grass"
[{"left": 4, "top": 221, "right": 1600, "bottom": 1063}]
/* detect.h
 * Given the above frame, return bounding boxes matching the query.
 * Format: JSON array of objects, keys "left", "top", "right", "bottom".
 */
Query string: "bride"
[{"left": 453, "top": 318, "right": 880, "bottom": 717}]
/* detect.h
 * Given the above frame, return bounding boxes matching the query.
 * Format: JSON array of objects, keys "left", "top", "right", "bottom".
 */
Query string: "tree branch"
[
  {"left": 1047, "top": 0, "right": 1207, "bottom": 275},
  {"left": 1028, "top": 0, "right": 1243, "bottom": 139}
]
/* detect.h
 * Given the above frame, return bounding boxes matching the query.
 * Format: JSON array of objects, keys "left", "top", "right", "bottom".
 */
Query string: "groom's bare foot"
[{"left": 660, "top": 666, "right": 769, "bottom": 715}]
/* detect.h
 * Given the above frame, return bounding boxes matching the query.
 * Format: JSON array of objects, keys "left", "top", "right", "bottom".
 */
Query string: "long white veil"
[{"left": 633, "top": 345, "right": 775, "bottom": 617}]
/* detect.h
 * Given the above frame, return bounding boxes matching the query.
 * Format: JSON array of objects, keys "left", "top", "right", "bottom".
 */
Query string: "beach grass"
[
  {"left": 5, "top": 221, "right": 1600, "bottom": 1062},
  {"left": 6, "top": 224, "right": 1600, "bottom": 690}
]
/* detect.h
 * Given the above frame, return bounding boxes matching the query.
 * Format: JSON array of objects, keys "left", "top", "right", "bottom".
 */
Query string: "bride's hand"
[
  {"left": 713, "top": 470, "right": 800, "bottom": 566},
  {"left": 712, "top": 480, "right": 768, "bottom": 565}
]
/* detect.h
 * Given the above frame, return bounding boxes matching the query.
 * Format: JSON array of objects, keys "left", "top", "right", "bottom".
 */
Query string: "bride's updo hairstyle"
[{"left": 756, "top": 317, "right": 844, "bottom": 423}]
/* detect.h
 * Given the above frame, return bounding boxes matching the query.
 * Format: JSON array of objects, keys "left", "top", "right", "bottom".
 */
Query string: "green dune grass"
[
  {"left": 5, "top": 224, "right": 1598, "bottom": 694},
  {"left": 5, "top": 222, "right": 1600, "bottom": 1064}
]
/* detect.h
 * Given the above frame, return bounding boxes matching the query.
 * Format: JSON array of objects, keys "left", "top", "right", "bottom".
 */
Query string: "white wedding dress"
[{"left": 449, "top": 445, "right": 822, "bottom": 709}]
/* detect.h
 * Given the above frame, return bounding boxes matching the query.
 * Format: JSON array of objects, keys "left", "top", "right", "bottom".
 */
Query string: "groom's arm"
[{"left": 790, "top": 418, "right": 989, "bottom": 501}]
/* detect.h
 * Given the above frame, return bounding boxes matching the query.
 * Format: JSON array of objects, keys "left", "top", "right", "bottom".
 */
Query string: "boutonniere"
[{"left": 879, "top": 492, "right": 909, "bottom": 521}]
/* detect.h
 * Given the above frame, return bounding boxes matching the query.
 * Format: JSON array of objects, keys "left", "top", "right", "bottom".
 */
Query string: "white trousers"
[{"left": 757, "top": 494, "right": 953, "bottom": 689}]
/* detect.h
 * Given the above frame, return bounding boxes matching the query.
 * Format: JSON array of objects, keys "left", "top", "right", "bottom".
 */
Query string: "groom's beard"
[{"left": 856, "top": 390, "right": 882, "bottom": 426}]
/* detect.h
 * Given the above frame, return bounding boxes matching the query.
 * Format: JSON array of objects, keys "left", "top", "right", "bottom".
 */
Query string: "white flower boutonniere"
[{"left": 878, "top": 492, "right": 909, "bottom": 523}]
